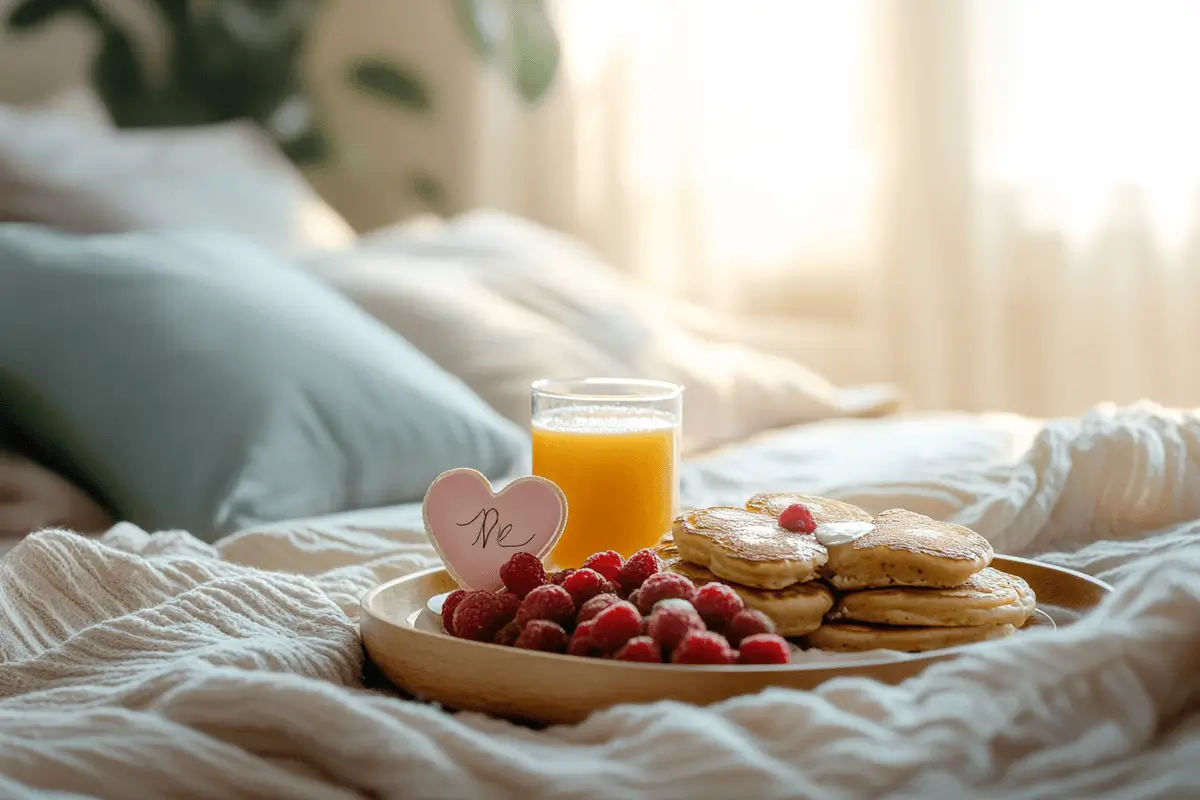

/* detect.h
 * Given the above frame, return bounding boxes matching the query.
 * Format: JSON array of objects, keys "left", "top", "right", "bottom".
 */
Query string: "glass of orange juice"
[{"left": 531, "top": 378, "right": 682, "bottom": 569}]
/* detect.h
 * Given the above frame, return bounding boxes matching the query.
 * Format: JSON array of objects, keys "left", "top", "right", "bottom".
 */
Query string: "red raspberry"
[
  {"left": 645, "top": 598, "right": 706, "bottom": 653},
  {"left": 561, "top": 568, "right": 611, "bottom": 606},
  {"left": 581, "top": 550, "right": 624, "bottom": 582},
  {"left": 614, "top": 636, "right": 663, "bottom": 663},
  {"left": 492, "top": 621, "right": 521, "bottom": 647},
  {"left": 452, "top": 591, "right": 508, "bottom": 641},
  {"left": 591, "top": 601, "right": 643, "bottom": 651},
  {"left": 441, "top": 589, "right": 466, "bottom": 635},
  {"left": 566, "top": 619, "right": 603, "bottom": 657},
  {"left": 778, "top": 503, "right": 817, "bottom": 534},
  {"left": 514, "top": 620, "right": 569, "bottom": 653},
  {"left": 499, "top": 552, "right": 548, "bottom": 598},
  {"left": 576, "top": 593, "right": 621, "bottom": 625},
  {"left": 550, "top": 569, "right": 576, "bottom": 586},
  {"left": 671, "top": 630, "right": 736, "bottom": 665},
  {"left": 737, "top": 633, "right": 791, "bottom": 665},
  {"left": 627, "top": 588, "right": 642, "bottom": 611},
  {"left": 516, "top": 584, "right": 576, "bottom": 628},
  {"left": 495, "top": 591, "right": 521, "bottom": 626},
  {"left": 635, "top": 572, "right": 698, "bottom": 615},
  {"left": 617, "top": 548, "right": 661, "bottom": 594},
  {"left": 692, "top": 582, "right": 745, "bottom": 629},
  {"left": 725, "top": 609, "right": 776, "bottom": 647}
]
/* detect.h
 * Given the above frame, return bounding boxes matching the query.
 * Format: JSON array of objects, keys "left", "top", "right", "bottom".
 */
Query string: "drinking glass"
[{"left": 531, "top": 378, "right": 683, "bottom": 569}]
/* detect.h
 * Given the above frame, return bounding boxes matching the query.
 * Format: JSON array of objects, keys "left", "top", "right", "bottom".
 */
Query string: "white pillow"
[
  {"left": 0, "top": 105, "right": 354, "bottom": 252},
  {"left": 302, "top": 251, "right": 627, "bottom": 430},
  {"left": 312, "top": 212, "right": 901, "bottom": 454}
]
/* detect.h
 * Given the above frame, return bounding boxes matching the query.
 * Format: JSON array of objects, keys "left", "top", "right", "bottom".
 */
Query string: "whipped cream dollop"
[{"left": 813, "top": 521, "right": 875, "bottom": 547}]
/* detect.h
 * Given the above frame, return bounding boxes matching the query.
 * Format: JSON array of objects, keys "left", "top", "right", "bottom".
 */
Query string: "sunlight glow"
[
  {"left": 970, "top": 0, "right": 1200, "bottom": 244},
  {"left": 554, "top": 0, "right": 874, "bottom": 271}
]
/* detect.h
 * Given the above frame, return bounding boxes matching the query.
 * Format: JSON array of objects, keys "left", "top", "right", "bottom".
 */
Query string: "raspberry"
[
  {"left": 692, "top": 582, "right": 745, "bottom": 629},
  {"left": 590, "top": 601, "right": 644, "bottom": 651},
  {"left": 452, "top": 590, "right": 508, "bottom": 641},
  {"left": 576, "top": 592, "right": 621, "bottom": 625},
  {"left": 737, "top": 633, "right": 791, "bottom": 665},
  {"left": 635, "top": 572, "right": 698, "bottom": 615},
  {"left": 725, "top": 609, "right": 776, "bottom": 647},
  {"left": 515, "top": 620, "right": 569, "bottom": 653},
  {"left": 671, "top": 630, "right": 736, "bottom": 665},
  {"left": 614, "top": 636, "right": 663, "bottom": 663},
  {"left": 516, "top": 584, "right": 576, "bottom": 628},
  {"left": 499, "top": 552, "right": 548, "bottom": 598},
  {"left": 440, "top": 589, "right": 466, "bottom": 635},
  {"left": 550, "top": 569, "right": 576, "bottom": 586},
  {"left": 617, "top": 548, "right": 661, "bottom": 594},
  {"left": 645, "top": 598, "right": 706, "bottom": 653},
  {"left": 495, "top": 591, "right": 521, "bottom": 626},
  {"left": 566, "top": 619, "right": 603, "bottom": 657},
  {"left": 492, "top": 621, "right": 521, "bottom": 647},
  {"left": 627, "top": 588, "right": 642, "bottom": 611},
  {"left": 778, "top": 503, "right": 817, "bottom": 534},
  {"left": 561, "top": 568, "right": 611, "bottom": 606},
  {"left": 581, "top": 550, "right": 624, "bottom": 582}
]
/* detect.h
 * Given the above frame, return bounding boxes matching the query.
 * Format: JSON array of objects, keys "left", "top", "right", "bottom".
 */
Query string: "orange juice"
[{"left": 533, "top": 405, "right": 679, "bottom": 568}]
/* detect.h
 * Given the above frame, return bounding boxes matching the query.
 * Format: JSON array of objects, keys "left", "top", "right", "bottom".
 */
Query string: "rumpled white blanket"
[{"left": 2, "top": 404, "right": 1200, "bottom": 798}]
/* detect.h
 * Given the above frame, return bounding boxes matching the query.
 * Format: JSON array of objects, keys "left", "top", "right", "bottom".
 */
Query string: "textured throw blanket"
[{"left": 2, "top": 405, "right": 1200, "bottom": 798}]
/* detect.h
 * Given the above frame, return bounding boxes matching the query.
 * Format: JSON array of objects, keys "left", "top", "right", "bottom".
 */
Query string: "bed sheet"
[{"left": 4, "top": 406, "right": 1200, "bottom": 798}]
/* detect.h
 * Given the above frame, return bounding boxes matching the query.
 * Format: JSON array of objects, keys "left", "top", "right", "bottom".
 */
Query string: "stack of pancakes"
[{"left": 658, "top": 493, "right": 1037, "bottom": 653}]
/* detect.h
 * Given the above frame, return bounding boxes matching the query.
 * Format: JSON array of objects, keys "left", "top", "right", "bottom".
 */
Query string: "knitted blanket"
[{"left": 2, "top": 405, "right": 1199, "bottom": 798}]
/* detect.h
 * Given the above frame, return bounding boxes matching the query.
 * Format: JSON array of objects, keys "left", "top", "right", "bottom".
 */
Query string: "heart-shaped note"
[{"left": 423, "top": 468, "right": 568, "bottom": 591}]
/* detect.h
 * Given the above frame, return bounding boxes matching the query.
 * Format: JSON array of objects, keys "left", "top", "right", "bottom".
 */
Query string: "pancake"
[
  {"left": 655, "top": 536, "right": 832, "bottom": 636},
  {"left": 671, "top": 507, "right": 828, "bottom": 590},
  {"left": 805, "top": 621, "right": 1016, "bottom": 653},
  {"left": 829, "top": 568, "right": 1036, "bottom": 627},
  {"left": 746, "top": 493, "right": 874, "bottom": 525},
  {"left": 820, "top": 508, "right": 994, "bottom": 590}
]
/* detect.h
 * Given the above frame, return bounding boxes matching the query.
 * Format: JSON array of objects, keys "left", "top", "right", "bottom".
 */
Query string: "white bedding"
[{"left": 2, "top": 406, "right": 1200, "bottom": 798}]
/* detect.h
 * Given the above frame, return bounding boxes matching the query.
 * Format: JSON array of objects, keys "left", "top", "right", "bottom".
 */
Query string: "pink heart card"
[{"left": 423, "top": 468, "right": 568, "bottom": 592}]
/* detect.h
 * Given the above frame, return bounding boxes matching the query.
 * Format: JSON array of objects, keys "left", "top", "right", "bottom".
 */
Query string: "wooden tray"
[{"left": 360, "top": 555, "right": 1112, "bottom": 726}]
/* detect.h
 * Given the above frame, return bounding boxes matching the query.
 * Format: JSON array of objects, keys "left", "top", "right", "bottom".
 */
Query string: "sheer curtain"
[{"left": 491, "top": 0, "right": 1200, "bottom": 416}]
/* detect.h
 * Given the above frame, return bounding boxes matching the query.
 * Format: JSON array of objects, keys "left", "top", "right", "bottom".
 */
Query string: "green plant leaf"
[
  {"left": 283, "top": 125, "right": 334, "bottom": 165},
  {"left": 7, "top": 0, "right": 70, "bottom": 30},
  {"left": 149, "top": 0, "right": 187, "bottom": 26},
  {"left": 90, "top": 29, "right": 149, "bottom": 127},
  {"left": 409, "top": 171, "right": 447, "bottom": 212},
  {"left": 510, "top": 0, "right": 558, "bottom": 104},
  {"left": 349, "top": 59, "right": 432, "bottom": 112},
  {"left": 453, "top": 0, "right": 495, "bottom": 58},
  {"left": 453, "top": 0, "right": 559, "bottom": 104}
]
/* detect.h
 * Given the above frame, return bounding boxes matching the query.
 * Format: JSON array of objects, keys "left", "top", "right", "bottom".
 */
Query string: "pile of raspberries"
[{"left": 440, "top": 549, "right": 790, "bottom": 665}]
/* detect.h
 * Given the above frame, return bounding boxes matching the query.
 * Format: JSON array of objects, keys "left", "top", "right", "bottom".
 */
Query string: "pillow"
[
  {"left": 0, "top": 105, "right": 354, "bottom": 252},
  {"left": 316, "top": 211, "right": 901, "bottom": 454},
  {"left": 302, "top": 253, "right": 628, "bottom": 430},
  {"left": 0, "top": 226, "right": 526, "bottom": 540}
]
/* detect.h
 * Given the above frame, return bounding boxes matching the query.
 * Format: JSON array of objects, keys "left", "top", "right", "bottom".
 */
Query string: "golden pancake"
[
  {"left": 655, "top": 536, "right": 832, "bottom": 636},
  {"left": 805, "top": 621, "right": 1016, "bottom": 653},
  {"left": 746, "top": 493, "right": 874, "bottom": 525},
  {"left": 820, "top": 508, "right": 994, "bottom": 590},
  {"left": 671, "top": 507, "right": 828, "bottom": 590},
  {"left": 829, "top": 568, "right": 1037, "bottom": 627}
]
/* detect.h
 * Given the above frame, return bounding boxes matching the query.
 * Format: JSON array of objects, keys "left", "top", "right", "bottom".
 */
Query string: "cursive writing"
[{"left": 456, "top": 507, "right": 535, "bottom": 549}]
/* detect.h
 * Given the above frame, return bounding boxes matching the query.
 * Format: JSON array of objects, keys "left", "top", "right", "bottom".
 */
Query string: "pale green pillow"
[{"left": 0, "top": 226, "right": 527, "bottom": 540}]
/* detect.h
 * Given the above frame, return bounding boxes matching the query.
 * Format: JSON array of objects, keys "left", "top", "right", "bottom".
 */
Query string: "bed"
[
  {"left": 2, "top": 104, "right": 1199, "bottom": 798},
  {"left": 5, "top": 404, "right": 1200, "bottom": 797}
]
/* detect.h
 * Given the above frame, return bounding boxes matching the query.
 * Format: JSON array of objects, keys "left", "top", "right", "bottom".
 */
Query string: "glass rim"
[{"left": 531, "top": 377, "right": 683, "bottom": 403}]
